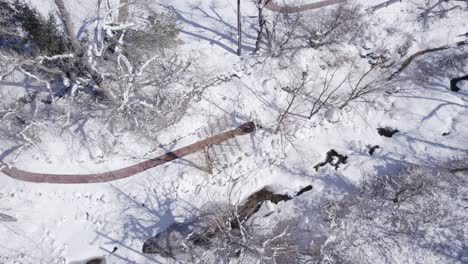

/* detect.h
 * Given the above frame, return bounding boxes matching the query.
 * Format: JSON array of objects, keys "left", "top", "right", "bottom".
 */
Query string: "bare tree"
[
  {"left": 389, "top": 40, "right": 468, "bottom": 80},
  {"left": 264, "top": 11, "right": 302, "bottom": 56},
  {"left": 55, "top": 0, "right": 117, "bottom": 100},
  {"left": 299, "top": 2, "right": 365, "bottom": 49},
  {"left": 0, "top": 0, "right": 197, "bottom": 161},
  {"left": 417, "top": 0, "right": 468, "bottom": 28},
  {"left": 253, "top": 0, "right": 272, "bottom": 53},
  {"left": 308, "top": 67, "right": 347, "bottom": 118},
  {"left": 275, "top": 71, "right": 310, "bottom": 133}
]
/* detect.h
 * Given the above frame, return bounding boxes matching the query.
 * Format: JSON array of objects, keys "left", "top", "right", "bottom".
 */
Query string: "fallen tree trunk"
[
  {"left": 389, "top": 40, "right": 467, "bottom": 80},
  {"left": 0, "top": 122, "right": 256, "bottom": 184}
]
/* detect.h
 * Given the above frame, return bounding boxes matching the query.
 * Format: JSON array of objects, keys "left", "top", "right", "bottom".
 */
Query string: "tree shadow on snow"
[
  {"left": 94, "top": 172, "right": 202, "bottom": 263},
  {"left": 158, "top": 3, "right": 256, "bottom": 54}
]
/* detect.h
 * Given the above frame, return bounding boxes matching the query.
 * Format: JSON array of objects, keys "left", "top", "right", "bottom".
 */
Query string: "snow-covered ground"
[{"left": 1, "top": 0, "right": 467, "bottom": 263}]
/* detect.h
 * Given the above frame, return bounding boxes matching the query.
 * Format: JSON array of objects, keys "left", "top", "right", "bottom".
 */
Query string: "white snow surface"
[{"left": 1, "top": 0, "right": 467, "bottom": 263}]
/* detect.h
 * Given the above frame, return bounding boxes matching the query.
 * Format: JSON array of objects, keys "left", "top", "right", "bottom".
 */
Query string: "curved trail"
[
  {"left": 0, "top": 1, "right": 349, "bottom": 184},
  {"left": 0, "top": 122, "right": 256, "bottom": 184},
  {"left": 265, "top": 0, "right": 348, "bottom": 14}
]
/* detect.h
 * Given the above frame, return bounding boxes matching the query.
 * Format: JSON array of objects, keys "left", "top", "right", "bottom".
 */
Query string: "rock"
[
  {"left": 142, "top": 221, "right": 215, "bottom": 257},
  {"left": 324, "top": 108, "right": 340, "bottom": 123},
  {"left": 313, "top": 149, "right": 348, "bottom": 171},
  {"left": 366, "top": 145, "right": 380, "bottom": 155},
  {"left": 86, "top": 258, "right": 105, "bottom": 264},
  {"left": 377, "top": 127, "right": 399, "bottom": 137},
  {"left": 297, "top": 185, "right": 313, "bottom": 196},
  {"left": 69, "top": 257, "right": 106, "bottom": 264},
  {"left": 231, "top": 188, "right": 292, "bottom": 229},
  {"left": 142, "top": 223, "right": 189, "bottom": 257}
]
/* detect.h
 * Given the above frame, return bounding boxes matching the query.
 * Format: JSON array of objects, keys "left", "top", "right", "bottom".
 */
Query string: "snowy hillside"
[{"left": 0, "top": 0, "right": 467, "bottom": 263}]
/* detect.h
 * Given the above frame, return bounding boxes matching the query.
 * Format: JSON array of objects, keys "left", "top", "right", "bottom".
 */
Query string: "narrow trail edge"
[{"left": 0, "top": 122, "right": 256, "bottom": 184}]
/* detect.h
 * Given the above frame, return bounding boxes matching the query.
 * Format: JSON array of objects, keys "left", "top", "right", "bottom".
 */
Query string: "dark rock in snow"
[
  {"left": 69, "top": 257, "right": 106, "bottom": 264},
  {"left": 377, "top": 127, "right": 399, "bottom": 137},
  {"left": 314, "top": 149, "right": 348, "bottom": 171},
  {"left": 450, "top": 74, "right": 468, "bottom": 92},
  {"left": 296, "top": 185, "right": 313, "bottom": 196},
  {"left": 86, "top": 258, "right": 105, "bottom": 264},
  {"left": 142, "top": 220, "right": 216, "bottom": 257},
  {"left": 366, "top": 145, "right": 380, "bottom": 155},
  {"left": 231, "top": 188, "right": 292, "bottom": 229}
]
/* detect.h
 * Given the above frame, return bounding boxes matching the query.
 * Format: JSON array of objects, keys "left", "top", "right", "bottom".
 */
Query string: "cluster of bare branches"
[
  {"left": 253, "top": 0, "right": 273, "bottom": 53},
  {"left": 0, "top": 0, "right": 201, "bottom": 158},
  {"left": 315, "top": 164, "right": 468, "bottom": 263},
  {"left": 143, "top": 186, "right": 306, "bottom": 263},
  {"left": 273, "top": 62, "right": 391, "bottom": 134},
  {"left": 299, "top": 3, "right": 366, "bottom": 49},
  {"left": 253, "top": 2, "right": 367, "bottom": 56},
  {"left": 416, "top": 0, "right": 468, "bottom": 28}
]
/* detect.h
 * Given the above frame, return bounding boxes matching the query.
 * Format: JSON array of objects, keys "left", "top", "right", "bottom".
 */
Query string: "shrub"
[
  {"left": 0, "top": 0, "right": 25, "bottom": 52},
  {"left": 122, "top": 12, "right": 181, "bottom": 63},
  {"left": 318, "top": 165, "right": 468, "bottom": 263},
  {"left": 12, "top": 0, "right": 70, "bottom": 55}
]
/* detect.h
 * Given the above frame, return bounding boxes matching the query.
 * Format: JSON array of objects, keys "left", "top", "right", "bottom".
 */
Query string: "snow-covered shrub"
[
  {"left": 0, "top": 0, "right": 24, "bottom": 52},
  {"left": 144, "top": 201, "right": 304, "bottom": 263},
  {"left": 317, "top": 165, "right": 468, "bottom": 264},
  {"left": 0, "top": 1, "right": 197, "bottom": 161}
]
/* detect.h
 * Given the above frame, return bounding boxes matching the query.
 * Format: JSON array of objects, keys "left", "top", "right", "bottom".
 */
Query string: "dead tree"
[
  {"left": 254, "top": 0, "right": 272, "bottom": 53},
  {"left": 264, "top": 12, "right": 302, "bottom": 56},
  {"left": 275, "top": 71, "right": 309, "bottom": 133},
  {"left": 389, "top": 40, "right": 468, "bottom": 80}
]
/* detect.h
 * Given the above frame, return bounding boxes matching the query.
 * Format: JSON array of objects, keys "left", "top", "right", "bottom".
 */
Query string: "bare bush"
[
  {"left": 416, "top": 0, "right": 468, "bottom": 29},
  {"left": 264, "top": 11, "right": 303, "bottom": 56},
  {"left": 298, "top": 3, "right": 366, "bottom": 49},
  {"left": 143, "top": 188, "right": 307, "bottom": 263},
  {"left": 316, "top": 165, "right": 468, "bottom": 263},
  {"left": 274, "top": 63, "right": 391, "bottom": 134}
]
